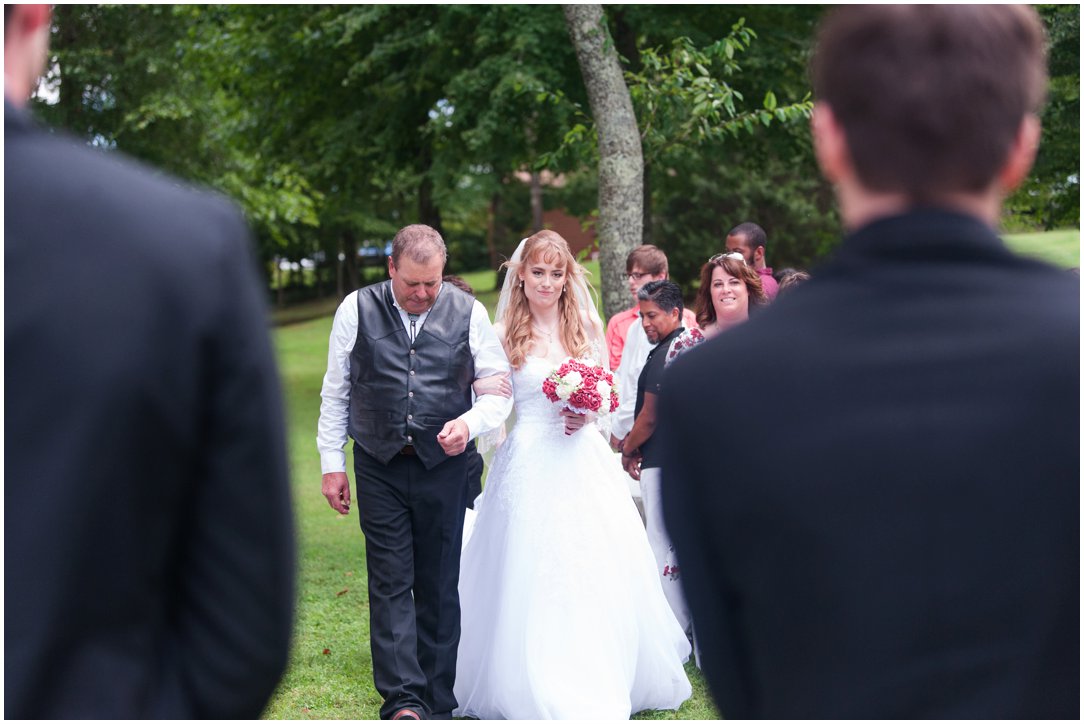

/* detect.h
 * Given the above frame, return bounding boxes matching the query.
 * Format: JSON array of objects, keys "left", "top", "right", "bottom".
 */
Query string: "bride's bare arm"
[{"left": 473, "top": 373, "right": 511, "bottom": 398}]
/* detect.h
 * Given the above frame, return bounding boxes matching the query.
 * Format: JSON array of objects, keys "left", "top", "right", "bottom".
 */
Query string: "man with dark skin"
[{"left": 725, "top": 222, "right": 779, "bottom": 300}]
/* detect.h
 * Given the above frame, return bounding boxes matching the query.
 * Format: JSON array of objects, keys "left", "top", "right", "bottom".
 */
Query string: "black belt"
[{"left": 399, "top": 445, "right": 416, "bottom": 456}]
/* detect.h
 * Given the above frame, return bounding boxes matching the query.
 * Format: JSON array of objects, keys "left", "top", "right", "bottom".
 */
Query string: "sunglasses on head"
[{"left": 709, "top": 252, "right": 746, "bottom": 265}]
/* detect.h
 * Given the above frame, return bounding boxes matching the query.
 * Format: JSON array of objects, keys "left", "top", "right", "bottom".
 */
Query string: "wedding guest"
[
  {"left": 608, "top": 246, "right": 694, "bottom": 446},
  {"left": 725, "top": 222, "right": 779, "bottom": 300},
  {"left": 660, "top": 5, "right": 1078, "bottom": 718},
  {"left": 604, "top": 244, "right": 696, "bottom": 371},
  {"left": 775, "top": 267, "right": 811, "bottom": 296},
  {"left": 665, "top": 252, "right": 768, "bottom": 366},
  {"left": 5, "top": 5, "right": 295, "bottom": 718},
  {"left": 620, "top": 280, "right": 692, "bottom": 638},
  {"left": 317, "top": 225, "right": 512, "bottom": 719},
  {"left": 693, "top": 252, "right": 769, "bottom": 334}
]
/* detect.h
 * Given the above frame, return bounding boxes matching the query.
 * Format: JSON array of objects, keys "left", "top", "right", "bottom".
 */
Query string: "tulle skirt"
[{"left": 454, "top": 416, "right": 692, "bottom": 720}]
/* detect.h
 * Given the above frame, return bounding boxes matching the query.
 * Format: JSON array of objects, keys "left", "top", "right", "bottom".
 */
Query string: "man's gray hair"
[
  {"left": 637, "top": 279, "right": 684, "bottom": 316},
  {"left": 391, "top": 224, "right": 447, "bottom": 266}
]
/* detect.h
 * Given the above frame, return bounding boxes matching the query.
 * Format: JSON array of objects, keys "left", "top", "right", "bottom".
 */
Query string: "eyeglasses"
[
  {"left": 626, "top": 272, "right": 653, "bottom": 281},
  {"left": 709, "top": 252, "right": 746, "bottom": 265}
]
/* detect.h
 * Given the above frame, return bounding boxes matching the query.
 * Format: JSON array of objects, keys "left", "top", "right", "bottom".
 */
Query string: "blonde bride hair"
[{"left": 501, "top": 230, "right": 594, "bottom": 370}]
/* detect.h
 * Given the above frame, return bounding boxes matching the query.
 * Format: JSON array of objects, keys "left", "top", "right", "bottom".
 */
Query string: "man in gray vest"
[{"left": 318, "top": 224, "right": 512, "bottom": 720}]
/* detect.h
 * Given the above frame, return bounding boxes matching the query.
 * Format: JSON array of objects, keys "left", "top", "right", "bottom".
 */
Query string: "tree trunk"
[
  {"left": 418, "top": 144, "right": 445, "bottom": 240},
  {"left": 275, "top": 257, "right": 285, "bottom": 309},
  {"left": 530, "top": 171, "right": 544, "bottom": 233},
  {"left": 611, "top": 8, "right": 642, "bottom": 72},
  {"left": 341, "top": 229, "right": 360, "bottom": 293},
  {"left": 642, "top": 158, "right": 653, "bottom": 247},
  {"left": 613, "top": 9, "right": 652, "bottom": 244},
  {"left": 53, "top": 6, "right": 85, "bottom": 132},
  {"left": 419, "top": 174, "right": 444, "bottom": 240},
  {"left": 486, "top": 190, "right": 501, "bottom": 274},
  {"left": 563, "top": 4, "right": 644, "bottom": 320},
  {"left": 337, "top": 236, "right": 346, "bottom": 300}
]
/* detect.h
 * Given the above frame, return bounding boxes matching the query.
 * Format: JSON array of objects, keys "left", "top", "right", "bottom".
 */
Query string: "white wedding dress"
[{"left": 453, "top": 356, "right": 693, "bottom": 720}]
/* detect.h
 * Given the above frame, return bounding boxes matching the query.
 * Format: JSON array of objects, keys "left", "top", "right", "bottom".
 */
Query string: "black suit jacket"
[
  {"left": 5, "top": 101, "right": 296, "bottom": 718},
  {"left": 660, "top": 209, "right": 1079, "bottom": 718}
]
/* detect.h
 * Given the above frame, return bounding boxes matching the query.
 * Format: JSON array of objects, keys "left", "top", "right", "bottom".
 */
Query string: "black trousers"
[
  {"left": 465, "top": 443, "right": 483, "bottom": 510},
  {"left": 354, "top": 443, "right": 468, "bottom": 719}
]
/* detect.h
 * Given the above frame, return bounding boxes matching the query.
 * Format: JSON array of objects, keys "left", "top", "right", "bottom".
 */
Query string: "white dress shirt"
[
  {"left": 611, "top": 315, "right": 655, "bottom": 440},
  {"left": 317, "top": 284, "right": 513, "bottom": 474}
]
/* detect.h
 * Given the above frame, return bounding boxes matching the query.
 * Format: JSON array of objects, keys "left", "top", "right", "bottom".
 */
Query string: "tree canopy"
[{"left": 34, "top": 5, "right": 1079, "bottom": 302}]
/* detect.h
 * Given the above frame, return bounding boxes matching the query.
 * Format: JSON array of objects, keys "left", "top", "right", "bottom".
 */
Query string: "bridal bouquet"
[{"left": 542, "top": 358, "right": 619, "bottom": 417}]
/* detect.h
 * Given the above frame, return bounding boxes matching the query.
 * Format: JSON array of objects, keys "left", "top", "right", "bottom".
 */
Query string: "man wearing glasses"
[{"left": 604, "top": 245, "right": 671, "bottom": 371}]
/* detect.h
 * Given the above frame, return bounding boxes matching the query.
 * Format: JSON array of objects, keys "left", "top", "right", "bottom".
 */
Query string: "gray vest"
[{"left": 349, "top": 281, "right": 475, "bottom": 469}]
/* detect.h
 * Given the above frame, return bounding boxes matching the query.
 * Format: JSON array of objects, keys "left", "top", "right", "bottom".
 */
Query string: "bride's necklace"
[{"left": 532, "top": 322, "right": 558, "bottom": 342}]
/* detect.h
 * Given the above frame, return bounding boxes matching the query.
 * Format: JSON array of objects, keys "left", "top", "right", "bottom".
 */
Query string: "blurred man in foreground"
[
  {"left": 661, "top": 5, "right": 1078, "bottom": 718},
  {"left": 6, "top": 5, "right": 296, "bottom": 717}
]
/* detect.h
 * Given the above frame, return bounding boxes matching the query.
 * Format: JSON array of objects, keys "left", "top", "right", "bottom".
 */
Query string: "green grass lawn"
[
  {"left": 1001, "top": 228, "right": 1079, "bottom": 268},
  {"left": 262, "top": 311, "right": 719, "bottom": 720}
]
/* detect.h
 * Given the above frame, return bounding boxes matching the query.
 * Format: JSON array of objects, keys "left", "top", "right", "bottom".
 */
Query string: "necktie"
[{"left": 408, "top": 313, "right": 419, "bottom": 343}]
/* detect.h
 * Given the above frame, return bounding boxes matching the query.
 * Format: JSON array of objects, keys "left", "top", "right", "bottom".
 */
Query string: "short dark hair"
[
  {"left": 812, "top": 5, "right": 1046, "bottom": 201},
  {"left": 637, "top": 279, "right": 684, "bottom": 316},
  {"left": 727, "top": 222, "right": 767, "bottom": 252},
  {"left": 626, "top": 245, "right": 669, "bottom": 276}
]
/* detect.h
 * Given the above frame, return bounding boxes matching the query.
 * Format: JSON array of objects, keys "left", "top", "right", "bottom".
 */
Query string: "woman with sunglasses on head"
[{"left": 666, "top": 252, "right": 769, "bottom": 366}]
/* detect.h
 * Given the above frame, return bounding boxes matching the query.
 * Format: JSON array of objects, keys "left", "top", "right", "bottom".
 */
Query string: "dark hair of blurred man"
[
  {"left": 660, "top": 5, "right": 1078, "bottom": 719},
  {"left": 5, "top": 5, "right": 295, "bottom": 718}
]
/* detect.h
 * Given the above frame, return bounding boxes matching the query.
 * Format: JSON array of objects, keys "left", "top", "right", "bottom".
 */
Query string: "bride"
[{"left": 453, "top": 230, "right": 692, "bottom": 720}]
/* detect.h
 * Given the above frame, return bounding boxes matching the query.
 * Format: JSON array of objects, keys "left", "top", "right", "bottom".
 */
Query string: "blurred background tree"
[
  {"left": 34, "top": 5, "right": 1078, "bottom": 305},
  {"left": 1004, "top": 4, "right": 1080, "bottom": 231}
]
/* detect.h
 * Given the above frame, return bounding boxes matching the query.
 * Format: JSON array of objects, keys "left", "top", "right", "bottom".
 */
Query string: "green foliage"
[
  {"left": 630, "top": 25, "right": 812, "bottom": 163},
  {"left": 33, "top": 4, "right": 1077, "bottom": 305},
  {"left": 1005, "top": 4, "right": 1080, "bottom": 231},
  {"left": 539, "top": 17, "right": 812, "bottom": 173},
  {"left": 627, "top": 7, "right": 835, "bottom": 284},
  {"left": 653, "top": 129, "right": 840, "bottom": 289},
  {"left": 37, "top": 5, "right": 324, "bottom": 260}
]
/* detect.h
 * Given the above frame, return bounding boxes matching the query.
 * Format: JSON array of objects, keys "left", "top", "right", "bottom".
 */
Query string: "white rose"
[
  {"left": 596, "top": 380, "right": 611, "bottom": 400},
  {"left": 562, "top": 370, "right": 583, "bottom": 389},
  {"left": 555, "top": 384, "right": 573, "bottom": 401}
]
